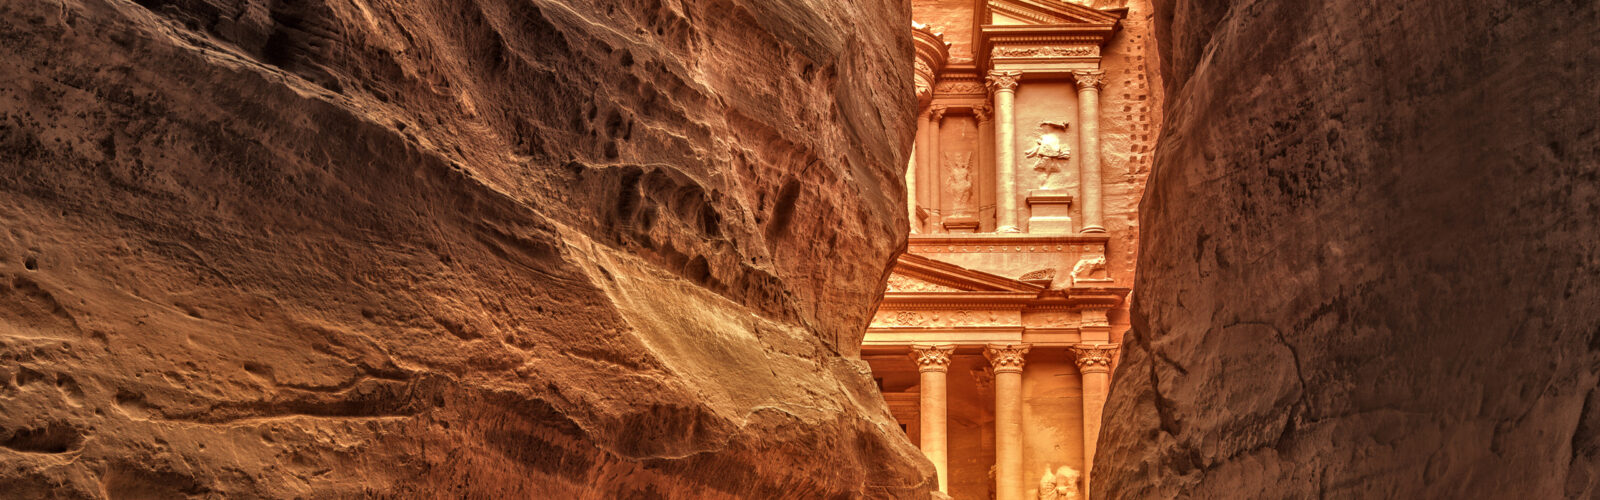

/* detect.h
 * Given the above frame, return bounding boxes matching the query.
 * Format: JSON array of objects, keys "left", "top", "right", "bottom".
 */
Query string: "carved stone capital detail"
[
  {"left": 1072, "top": 70, "right": 1105, "bottom": 90},
  {"left": 972, "top": 104, "right": 992, "bottom": 123},
  {"left": 929, "top": 105, "right": 948, "bottom": 121},
  {"left": 984, "top": 344, "right": 1031, "bottom": 373},
  {"left": 1069, "top": 344, "right": 1119, "bottom": 373},
  {"left": 910, "top": 345, "right": 956, "bottom": 372},
  {"left": 986, "top": 70, "right": 1021, "bottom": 93}
]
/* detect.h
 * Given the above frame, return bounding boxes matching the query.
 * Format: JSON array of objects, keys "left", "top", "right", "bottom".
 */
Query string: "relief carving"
[
  {"left": 1025, "top": 121, "right": 1072, "bottom": 189},
  {"left": 872, "top": 307, "right": 1008, "bottom": 327},
  {"left": 992, "top": 45, "right": 1099, "bottom": 58},
  {"left": 946, "top": 152, "right": 974, "bottom": 213},
  {"left": 1070, "top": 255, "right": 1109, "bottom": 284},
  {"left": 1039, "top": 466, "right": 1083, "bottom": 500},
  {"left": 886, "top": 274, "right": 960, "bottom": 292},
  {"left": 935, "top": 81, "right": 987, "bottom": 95}
]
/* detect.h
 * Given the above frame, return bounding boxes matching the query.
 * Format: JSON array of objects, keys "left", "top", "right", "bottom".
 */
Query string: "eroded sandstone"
[
  {"left": 0, "top": 0, "right": 933, "bottom": 497},
  {"left": 1097, "top": 0, "right": 1599, "bottom": 498}
]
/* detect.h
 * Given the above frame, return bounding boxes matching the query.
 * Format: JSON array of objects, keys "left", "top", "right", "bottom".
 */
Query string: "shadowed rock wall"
[
  {"left": 0, "top": 0, "right": 933, "bottom": 497},
  {"left": 1096, "top": 0, "right": 1600, "bottom": 498}
]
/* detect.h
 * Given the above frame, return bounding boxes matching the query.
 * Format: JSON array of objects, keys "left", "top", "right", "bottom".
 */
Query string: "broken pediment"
[
  {"left": 986, "top": 0, "right": 1122, "bottom": 27},
  {"left": 889, "top": 253, "right": 1044, "bottom": 293}
]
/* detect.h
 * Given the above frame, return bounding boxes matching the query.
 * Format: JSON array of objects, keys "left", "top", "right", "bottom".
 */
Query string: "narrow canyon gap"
[
  {"left": 1097, "top": 0, "right": 1599, "bottom": 498},
  {"left": 0, "top": 0, "right": 939, "bottom": 497}
]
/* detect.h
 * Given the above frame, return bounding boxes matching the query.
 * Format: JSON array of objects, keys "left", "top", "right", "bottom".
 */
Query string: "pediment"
[
  {"left": 888, "top": 253, "right": 1043, "bottom": 293},
  {"left": 986, "top": 0, "right": 1121, "bottom": 26}
]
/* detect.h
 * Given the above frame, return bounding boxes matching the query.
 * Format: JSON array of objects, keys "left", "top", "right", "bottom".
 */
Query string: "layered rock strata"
[
  {"left": 1098, "top": 0, "right": 1600, "bottom": 498},
  {"left": 0, "top": 0, "right": 933, "bottom": 497}
]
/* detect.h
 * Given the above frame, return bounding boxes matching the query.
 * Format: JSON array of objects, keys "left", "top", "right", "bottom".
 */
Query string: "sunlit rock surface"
[
  {"left": 1097, "top": 0, "right": 1599, "bottom": 498},
  {"left": 0, "top": 0, "right": 934, "bottom": 497}
]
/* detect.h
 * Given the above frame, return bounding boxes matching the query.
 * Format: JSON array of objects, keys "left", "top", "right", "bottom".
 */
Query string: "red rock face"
[
  {"left": 0, "top": 0, "right": 933, "bottom": 497},
  {"left": 1097, "top": 0, "right": 1599, "bottom": 498}
]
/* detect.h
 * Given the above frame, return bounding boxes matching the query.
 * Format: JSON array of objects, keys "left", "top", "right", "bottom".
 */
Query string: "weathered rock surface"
[
  {"left": 1097, "top": 0, "right": 1599, "bottom": 498},
  {"left": 0, "top": 0, "right": 932, "bottom": 497}
]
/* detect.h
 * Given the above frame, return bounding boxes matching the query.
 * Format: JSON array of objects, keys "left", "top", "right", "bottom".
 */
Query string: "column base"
[
  {"left": 1080, "top": 225, "right": 1107, "bottom": 233},
  {"left": 943, "top": 214, "right": 979, "bottom": 234},
  {"left": 1026, "top": 189, "right": 1075, "bottom": 234}
]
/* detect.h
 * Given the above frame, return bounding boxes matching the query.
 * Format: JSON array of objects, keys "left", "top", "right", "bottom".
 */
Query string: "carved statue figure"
[
  {"left": 945, "top": 152, "right": 974, "bottom": 210},
  {"left": 1039, "top": 466, "right": 1082, "bottom": 500},
  {"left": 1025, "top": 120, "right": 1071, "bottom": 189},
  {"left": 1071, "top": 255, "right": 1108, "bottom": 284}
]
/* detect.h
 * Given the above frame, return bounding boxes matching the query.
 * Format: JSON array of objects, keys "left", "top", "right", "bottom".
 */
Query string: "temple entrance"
[{"left": 864, "top": 1, "right": 1158, "bottom": 498}]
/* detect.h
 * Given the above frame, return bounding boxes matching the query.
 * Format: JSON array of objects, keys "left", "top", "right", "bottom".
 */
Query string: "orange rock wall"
[
  {"left": 1098, "top": 0, "right": 1600, "bottom": 498},
  {"left": 0, "top": 0, "right": 935, "bottom": 497}
]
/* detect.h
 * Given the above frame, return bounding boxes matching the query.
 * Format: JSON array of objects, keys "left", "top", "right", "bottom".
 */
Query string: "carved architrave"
[
  {"left": 1068, "top": 344, "right": 1118, "bottom": 373},
  {"left": 935, "top": 81, "right": 987, "bottom": 95},
  {"left": 986, "top": 70, "right": 1021, "bottom": 93},
  {"left": 910, "top": 345, "right": 956, "bottom": 373},
  {"left": 984, "top": 344, "right": 1031, "bottom": 373},
  {"left": 991, "top": 45, "right": 1099, "bottom": 58},
  {"left": 871, "top": 308, "right": 1010, "bottom": 328}
]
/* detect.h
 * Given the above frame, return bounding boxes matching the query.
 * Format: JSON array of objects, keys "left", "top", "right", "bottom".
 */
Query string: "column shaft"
[
  {"left": 974, "top": 105, "right": 994, "bottom": 231},
  {"left": 920, "top": 368, "right": 949, "bottom": 491},
  {"left": 1071, "top": 344, "right": 1118, "bottom": 500},
  {"left": 915, "top": 110, "right": 932, "bottom": 232},
  {"left": 986, "top": 344, "right": 1030, "bottom": 500},
  {"left": 906, "top": 141, "right": 918, "bottom": 233},
  {"left": 929, "top": 107, "right": 946, "bottom": 232},
  {"left": 911, "top": 345, "right": 954, "bottom": 493},
  {"left": 1074, "top": 71, "right": 1105, "bottom": 233},
  {"left": 987, "top": 71, "right": 1021, "bottom": 232}
]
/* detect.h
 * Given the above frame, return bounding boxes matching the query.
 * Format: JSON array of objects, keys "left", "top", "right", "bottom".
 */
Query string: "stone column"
[
  {"left": 973, "top": 105, "right": 994, "bottom": 231},
  {"left": 915, "top": 109, "right": 933, "bottom": 232},
  {"left": 986, "top": 71, "right": 1022, "bottom": 232},
  {"left": 985, "top": 344, "right": 1030, "bottom": 500},
  {"left": 928, "top": 106, "right": 947, "bottom": 232},
  {"left": 911, "top": 345, "right": 955, "bottom": 493},
  {"left": 1069, "top": 343, "right": 1118, "bottom": 498},
  {"left": 1073, "top": 70, "right": 1106, "bottom": 233},
  {"left": 906, "top": 142, "right": 918, "bottom": 233}
]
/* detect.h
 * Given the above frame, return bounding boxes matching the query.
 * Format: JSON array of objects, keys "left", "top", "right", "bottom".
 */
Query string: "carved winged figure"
[{"left": 1025, "top": 121, "right": 1072, "bottom": 189}]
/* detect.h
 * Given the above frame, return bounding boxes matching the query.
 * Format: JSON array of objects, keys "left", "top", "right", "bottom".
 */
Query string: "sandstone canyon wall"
[
  {"left": 0, "top": 0, "right": 934, "bottom": 497},
  {"left": 1098, "top": 0, "right": 1599, "bottom": 498}
]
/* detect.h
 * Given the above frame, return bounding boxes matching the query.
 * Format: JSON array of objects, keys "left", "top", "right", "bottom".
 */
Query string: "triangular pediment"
[
  {"left": 987, "top": 0, "right": 1121, "bottom": 26},
  {"left": 888, "top": 253, "right": 1043, "bottom": 293}
]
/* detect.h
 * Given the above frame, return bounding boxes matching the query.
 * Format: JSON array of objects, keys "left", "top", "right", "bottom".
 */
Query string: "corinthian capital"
[
  {"left": 972, "top": 104, "right": 992, "bottom": 123},
  {"left": 929, "top": 105, "right": 948, "bottom": 121},
  {"left": 985, "top": 70, "right": 1021, "bottom": 93},
  {"left": 1072, "top": 70, "right": 1106, "bottom": 90},
  {"left": 909, "top": 345, "right": 956, "bottom": 372},
  {"left": 984, "top": 344, "right": 1031, "bottom": 373},
  {"left": 1069, "top": 344, "right": 1119, "bottom": 373}
]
